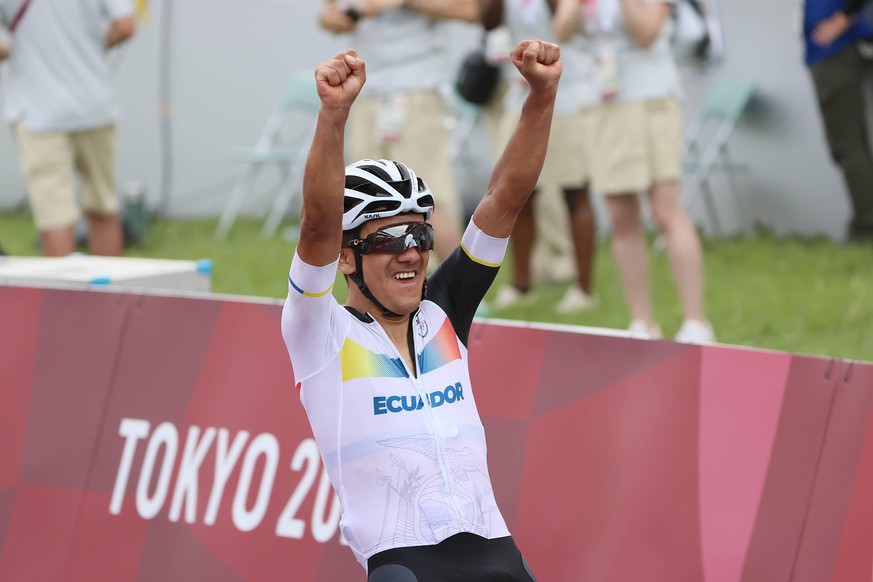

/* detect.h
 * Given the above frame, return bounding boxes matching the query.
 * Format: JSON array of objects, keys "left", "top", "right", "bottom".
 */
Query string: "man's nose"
[{"left": 396, "top": 246, "right": 421, "bottom": 262}]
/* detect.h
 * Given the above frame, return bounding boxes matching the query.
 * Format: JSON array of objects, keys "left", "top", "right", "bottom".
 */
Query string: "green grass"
[{"left": 2, "top": 209, "right": 871, "bottom": 362}]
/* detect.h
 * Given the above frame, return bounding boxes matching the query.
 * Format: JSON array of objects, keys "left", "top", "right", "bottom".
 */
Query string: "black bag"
[
  {"left": 455, "top": 46, "right": 501, "bottom": 106},
  {"left": 672, "top": 0, "right": 726, "bottom": 70}
]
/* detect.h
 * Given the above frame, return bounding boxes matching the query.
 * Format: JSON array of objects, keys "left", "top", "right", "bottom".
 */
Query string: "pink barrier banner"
[{"left": 1, "top": 285, "right": 871, "bottom": 581}]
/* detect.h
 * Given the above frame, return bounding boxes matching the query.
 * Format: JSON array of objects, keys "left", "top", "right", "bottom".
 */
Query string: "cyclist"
[{"left": 281, "top": 40, "right": 561, "bottom": 581}]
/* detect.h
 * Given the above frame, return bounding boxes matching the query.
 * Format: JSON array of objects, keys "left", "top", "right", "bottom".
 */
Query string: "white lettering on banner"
[
  {"left": 110, "top": 418, "right": 151, "bottom": 515},
  {"left": 275, "top": 438, "right": 320, "bottom": 539},
  {"left": 169, "top": 426, "right": 217, "bottom": 523},
  {"left": 311, "top": 466, "right": 342, "bottom": 543},
  {"left": 232, "top": 433, "right": 279, "bottom": 532},
  {"left": 109, "top": 418, "right": 344, "bottom": 545},
  {"left": 204, "top": 429, "right": 250, "bottom": 525},
  {"left": 137, "top": 422, "right": 179, "bottom": 519}
]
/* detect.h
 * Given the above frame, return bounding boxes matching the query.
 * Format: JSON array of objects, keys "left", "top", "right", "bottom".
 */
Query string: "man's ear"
[{"left": 338, "top": 248, "right": 356, "bottom": 276}]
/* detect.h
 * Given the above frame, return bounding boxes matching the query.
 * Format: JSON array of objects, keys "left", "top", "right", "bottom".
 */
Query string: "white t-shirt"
[
  {"left": 348, "top": 8, "right": 446, "bottom": 96},
  {"left": 584, "top": 0, "right": 683, "bottom": 103},
  {"left": 501, "top": 0, "right": 598, "bottom": 114},
  {"left": 0, "top": 0, "right": 133, "bottom": 131},
  {"left": 281, "top": 222, "right": 512, "bottom": 570}
]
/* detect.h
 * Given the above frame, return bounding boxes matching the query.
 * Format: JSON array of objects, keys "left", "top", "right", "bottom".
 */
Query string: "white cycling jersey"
[{"left": 281, "top": 221, "right": 512, "bottom": 570}]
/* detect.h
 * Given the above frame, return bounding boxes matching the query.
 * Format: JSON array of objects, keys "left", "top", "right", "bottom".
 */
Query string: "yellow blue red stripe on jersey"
[
  {"left": 418, "top": 319, "right": 462, "bottom": 374},
  {"left": 289, "top": 276, "right": 333, "bottom": 298},
  {"left": 340, "top": 338, "right": 409, "bottom": 382}
]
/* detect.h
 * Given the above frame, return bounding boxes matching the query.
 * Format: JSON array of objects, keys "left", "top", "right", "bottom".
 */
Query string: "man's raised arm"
[
  {"left": 296, "top": 50, "right": 366, "bottom": 267},
  {"left": 471, "top": 39, "right": 561, "bottom": 238}
]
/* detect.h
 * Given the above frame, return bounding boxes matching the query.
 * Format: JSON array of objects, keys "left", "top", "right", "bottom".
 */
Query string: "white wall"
[
  {"left": 0, "top": 0, "right": 862, "bottom": 239},
  {"left": 677, "top": 0, "right": 858, "bottom": 239}
]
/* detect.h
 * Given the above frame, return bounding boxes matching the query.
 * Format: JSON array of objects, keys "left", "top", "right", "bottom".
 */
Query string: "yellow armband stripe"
[{"left": 289, "top": 276, "right": 333, "bottom": 298}]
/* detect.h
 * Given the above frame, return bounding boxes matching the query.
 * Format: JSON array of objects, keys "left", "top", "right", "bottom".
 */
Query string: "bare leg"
[
  {"left": 563, "top": 186, "right": 595, "bottom": 294},
  {"left": 41, "top": 225, "right": 77, "bottom": 257},
  {"left": 605, "top": 194, "right": 654, "bottom": 326},
  {"left": 86, "top": 212, "right": 124, "bottom": 256},
  {"left": 648, "top": 180, "right": 704, "bottom": 322}
]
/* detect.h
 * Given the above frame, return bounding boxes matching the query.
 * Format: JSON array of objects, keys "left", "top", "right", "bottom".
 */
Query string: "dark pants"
[
  {"left": 367, "top": 534, "right": 536, "bottom": 582},
  {"left": 811, "top": 43, "right": 873, "bottom": 238}
]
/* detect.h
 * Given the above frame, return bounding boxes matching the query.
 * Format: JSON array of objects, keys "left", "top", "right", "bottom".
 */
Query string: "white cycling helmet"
[{"left": 342, "top": 159, "right": 434, "bottom": 231}]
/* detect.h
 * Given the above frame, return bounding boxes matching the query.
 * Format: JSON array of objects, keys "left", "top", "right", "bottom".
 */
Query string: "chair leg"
[
  {"left": 723, "top": 145, "right": 754, "bottom": 235},
  {"left": 684, "top": 120, "right": 735, "bottom": 237},
  {"left": 263, "top": 124, "right": 316, "bottom": 237},
  {"left": 263, "top": 174, "right": 301, "bottom": 238},
  {"left": 216, "top": 164, "right": 261, "bottom": 239},
  {"left": 701, "top": 179, "right": 722, "bottom": 237}
]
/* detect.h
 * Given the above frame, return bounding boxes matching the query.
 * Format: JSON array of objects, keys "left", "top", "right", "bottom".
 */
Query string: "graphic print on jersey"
[
  {"left": 340, "top": 338, "right": 410, "bottom": 381},
  {"left": 417, "top": 318, "right": 462, "bottom": 374},
  {"left": 373, "top": 433, "right": 494, "bottom": 546}
]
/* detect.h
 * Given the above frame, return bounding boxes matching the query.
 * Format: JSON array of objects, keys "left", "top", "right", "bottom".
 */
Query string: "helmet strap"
[{"left": 349, "top": 250, "right": 403, "bottom": 319}]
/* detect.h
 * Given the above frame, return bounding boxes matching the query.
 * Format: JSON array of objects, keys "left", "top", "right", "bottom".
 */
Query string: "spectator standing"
[
  {"left": 484, "top": 0, "right": 599, "bottom": 314},
  {"left": 805, "top": 0, "right": 873, "bottom": 243},
  {"left": 319, "top": 0, "right": 477, "bottom": 260},
  {"left": 553, "top": 0, "right": 715, "bottom": 342},
  {"left": 0, "top": 0, "right": 136, "bottom": 257}
]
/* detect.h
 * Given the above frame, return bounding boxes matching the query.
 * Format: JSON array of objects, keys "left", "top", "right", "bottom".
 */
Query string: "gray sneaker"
[
  {"left": 674, "top": 319, "right": 716, "bottom": 344},
  {"left": 555, "top": 284, "right": 598, "bottom": 314},
  {"left": 492, "top": 285, "right": 534, "bottom": 310},
  {"left": 628, "top": 320, "right": 663, "bottom": 340}
]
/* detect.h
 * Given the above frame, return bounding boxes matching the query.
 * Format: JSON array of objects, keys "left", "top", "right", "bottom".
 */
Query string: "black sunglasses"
[{"left": 348, "top": 222, "right": 435, "bottom": 255}]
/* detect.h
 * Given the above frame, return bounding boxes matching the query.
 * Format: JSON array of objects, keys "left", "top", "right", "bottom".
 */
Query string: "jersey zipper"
[
  {"left": 375, "top": 315, "right": 463, "bottom": 519},
  {"left": 409, "top": 322, "right": 464, "bottom": 520}
]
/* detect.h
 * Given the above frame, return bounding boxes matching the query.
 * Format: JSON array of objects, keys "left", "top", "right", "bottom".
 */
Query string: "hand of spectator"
[
  {"left": 320, "top": 4, "right": 358, "bottom": 33},
  {"left": 813, "top": 12, "right": 852, "bottom": 46},
  {"left": 0, "top": 37, "right": 11, "bottom": 61},
  {"left": 510, "top": 40, "right": 561, "bottom": 94},
  {"left": 314, "top": 50, "right": 366, "bottom": 112}
]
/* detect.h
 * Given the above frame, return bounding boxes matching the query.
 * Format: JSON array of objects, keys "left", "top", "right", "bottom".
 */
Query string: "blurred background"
[{"left": 0, "top": 0, "right": 864, "bottom": 238}]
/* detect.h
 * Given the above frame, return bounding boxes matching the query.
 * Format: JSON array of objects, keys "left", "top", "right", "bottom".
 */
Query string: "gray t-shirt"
[
  {"left": 584, "top": 0, "right": 682, "bottom": 103},
  {"left": 347, "top": 8, "right": 446, "bottom": 96},
  {"left": 0, "top": 0, "right": 134, "bottom": 132},
  {"left": 500, "top": 0, "right": 598, "bottom": 115}
]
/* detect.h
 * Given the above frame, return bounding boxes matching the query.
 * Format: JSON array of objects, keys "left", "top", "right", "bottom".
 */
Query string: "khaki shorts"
[
  {"left": 349, "top": 91, "right": 461, "bottom": 226},
  {"left": 15, "top": 123, "right": 118, "bottom": 230},
  {"left": 496, "top": 109, "right": 591, "bottom": 188},
  {"left": 581, "top": 97, "right": 684, "bottom": 195}
]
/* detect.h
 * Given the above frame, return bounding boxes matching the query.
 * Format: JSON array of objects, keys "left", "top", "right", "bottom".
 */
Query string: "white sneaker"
[
  {"left": 628, "top": 319, "right": 663, "bottom": 340},
  {"left": 675, "top": 319, "right": 716, "bottom": 344},
  {"left": 492, "top": 285, "right": 534, "bottom": 310},
  {"left": 555, "top": 284, "right": 598, "bottom": 314}
]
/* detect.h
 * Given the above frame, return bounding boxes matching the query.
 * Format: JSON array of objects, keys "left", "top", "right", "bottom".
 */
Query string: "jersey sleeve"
[
  {"left": 426, "top": 220, "right": 509, "bottom": 346},
  {"left": 281, "top": 251, "right": 345, "bottom": 384}
]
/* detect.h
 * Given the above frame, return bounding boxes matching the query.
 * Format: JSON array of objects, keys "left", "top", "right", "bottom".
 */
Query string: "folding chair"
[
  {"left": 683, "top": 78, "right": 757, "bottom": 236},
  {"left": 215, "top": 71, "right": 319, "bottom": 239}
]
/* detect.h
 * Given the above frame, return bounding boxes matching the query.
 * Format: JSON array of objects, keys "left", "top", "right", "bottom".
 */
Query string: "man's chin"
[
  {"left": 384, "top": 302, "right": 419, "bottom": 318},
  {"left": 378, "top": 295, "right": 421, "bottom": 318}
]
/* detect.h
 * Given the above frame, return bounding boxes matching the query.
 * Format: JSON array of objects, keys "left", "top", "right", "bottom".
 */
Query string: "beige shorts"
[
  {"left": 349, "top": 91, "right": 461, "bottom": 226},
  {"left": 15, "top": 123, "right": 118, "bottom": 230},
  {"left": 496, "top": 109, "right": 591, "bottom": 188},
  {"left": 581, "top": 97, "right": 684, "bottom": 195}
]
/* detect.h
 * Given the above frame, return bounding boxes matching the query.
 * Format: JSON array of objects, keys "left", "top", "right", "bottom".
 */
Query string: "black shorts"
[{"left": 366, "top": 533, "right": 536, "bottom": 582}]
